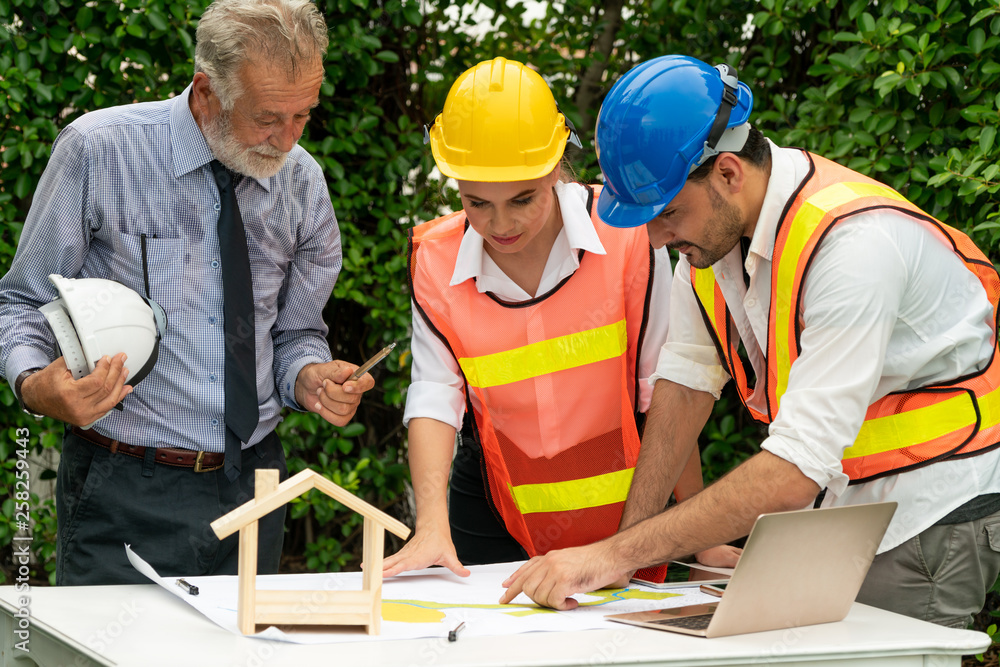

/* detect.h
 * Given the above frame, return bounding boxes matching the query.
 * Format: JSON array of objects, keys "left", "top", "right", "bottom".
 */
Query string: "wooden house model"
[{"left": 210, "top": 468, "right": 411, "bottom": 635}]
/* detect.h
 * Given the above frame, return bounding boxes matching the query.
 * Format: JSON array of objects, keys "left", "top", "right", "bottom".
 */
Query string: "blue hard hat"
[{"left": 596, "top": 55, "right": 754, "bottom": 228}]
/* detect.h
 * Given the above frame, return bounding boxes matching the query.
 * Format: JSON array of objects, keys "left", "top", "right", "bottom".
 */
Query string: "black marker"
[
  {"left": 175, "top": 578, "right": 199, "bottom": 596},
  {"left": 448, "top": 621, "right": 465, "bottom": 642}
]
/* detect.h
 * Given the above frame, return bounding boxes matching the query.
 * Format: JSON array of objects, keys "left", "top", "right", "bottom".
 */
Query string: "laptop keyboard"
[{"left": 650, "top": 614, "right": 714, "bottom": 630}]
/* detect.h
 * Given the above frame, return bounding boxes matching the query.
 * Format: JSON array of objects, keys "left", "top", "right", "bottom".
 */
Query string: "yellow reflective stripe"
[
  {"left": 459, "top": 319, "right": 627, "bottom": 389},
  {"left": 979, "top": 384, "right": 1000, "bottom": 432},
  {"left": 692, "top": 268, "right": 718, "bottom": 326},
  {"left": 774, "top": 182, "right": 909, "bottom": 407},
  {"left": 846, "top": 393, "right": 976, "bottom": 459},
  {"left": 509, "top": 468, "right": 634, "bottom": 514}
]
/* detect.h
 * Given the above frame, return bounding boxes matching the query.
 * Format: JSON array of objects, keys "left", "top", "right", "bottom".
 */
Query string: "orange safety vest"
[
  {"left": 691, "top": 152, "right": 1000, "bottom": 484},
  {"left": 408, "top": 185, "right": 658, "bottom": 556}
]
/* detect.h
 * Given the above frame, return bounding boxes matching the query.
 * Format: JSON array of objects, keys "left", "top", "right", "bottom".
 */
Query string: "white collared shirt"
[
  {"left": 404, "top": 180, "right": 673, "bottom": 428},
  {"left": 653, "top": 141, "right": 1000, "bottom": 552}
]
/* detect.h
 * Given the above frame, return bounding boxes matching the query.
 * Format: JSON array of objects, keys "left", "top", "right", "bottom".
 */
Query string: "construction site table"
[{"left": 0, "top": 579, "right": 990, "bottom": 667}]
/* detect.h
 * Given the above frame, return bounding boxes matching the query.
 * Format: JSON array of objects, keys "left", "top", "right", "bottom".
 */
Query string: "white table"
[{"left": 0, "top": 582, "right": 989, "bottom": 667}]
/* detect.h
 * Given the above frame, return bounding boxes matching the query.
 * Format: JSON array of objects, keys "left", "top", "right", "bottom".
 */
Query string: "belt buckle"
[{"left": 193, "top": 451, "right": 222, "bottom": 473}]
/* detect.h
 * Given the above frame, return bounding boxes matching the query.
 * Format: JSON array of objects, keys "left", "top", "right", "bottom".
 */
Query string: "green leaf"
[
  {"left": 874, "top": 115, "right": 898, "bottom": 135},
  {"left": 13, "top": 172, "right": 31, "bottom": 199},
  {"left": 904, "top": 78, "right": 922, "bottom": 96},
  {"left": 904, "top": 131, "right": 931, "bottom": 152},
  {"left": 929, "top": 102, "right": 946, "bottom": 126},
  {"left": 374, "top": 50, "right": 399, "bottom": 63},
  {"left": 927, "top": 172, "right": 953, "bottom": 187},
  {"left": 123, "top": 49, "right": 153, "bottom": 68},
  {"left": 970, "top": 27, "right": 986, "bottom": 54},
  {"left": 147, "top": 11, "right": 169, "bottom": 32},
  {"left": 403, "top": 4, "right": 421, "bottom": 26},
  {"left": 859, "top": 12, "right": 876, "bottom": 33},
  {"left": 357, "top": 115, "right": 379, "bottom": 131},
  {"left": 983, "top": 61, "right": 1000, "bottom": 75},
  {"left": 833, "top": 31, "right": 862, "bottom": 42},
  {"left": 828, "top": 53, "right": 854, "bottom": 69},
  {"left": 76, "top": 6, "right": 94, "bottom": 30},
  {"left": 340, "top": 423, "right": 365, "bottom": 438},
  {"left": 927, "top": 71, "right": 947, "bottom": 88},
  {"left": 971, "top": 7, "right": 996, "bottom": 25},
  {"left": 940, "top": 67, "right": 961, "bottom": 86},
  {"left": 962, "top": 160, "right": 984, "bottom": 178},
  {"left": 981, "top": 126, "right": 997, "bottom": 154},
  {"left": 34, "top": 82, "right": 52, "bottom": 102}
]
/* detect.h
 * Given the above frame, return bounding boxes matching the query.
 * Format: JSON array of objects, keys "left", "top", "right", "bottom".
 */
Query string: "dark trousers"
[
  {"left": 856, "top": 508, "right": 1000, "bottom": 628},
  {"left": 56, "top": 429, "right": 287, "bottom": 586},
  {"left": 449, "top": 435, "right": 527, "bottom": 565}
]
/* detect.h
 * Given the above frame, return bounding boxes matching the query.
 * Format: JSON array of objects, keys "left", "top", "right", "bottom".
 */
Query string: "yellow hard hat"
[{"left": 426, "top": 57, "right": 579, "bottom": 182}]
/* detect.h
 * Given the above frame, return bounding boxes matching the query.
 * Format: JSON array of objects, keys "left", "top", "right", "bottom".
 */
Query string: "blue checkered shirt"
[{"left": 0, "top": 85, "right": 341, "bottom": 452}]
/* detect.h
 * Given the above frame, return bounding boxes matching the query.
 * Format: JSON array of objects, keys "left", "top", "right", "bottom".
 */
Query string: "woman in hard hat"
[{"left": 384, "top": 57, "right": 733, "bottom": 578}]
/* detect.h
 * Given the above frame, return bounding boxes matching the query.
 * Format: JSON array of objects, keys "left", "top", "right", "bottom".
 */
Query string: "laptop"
[{"left": 606, "top": 501, "right": 896, "bottom": 638}]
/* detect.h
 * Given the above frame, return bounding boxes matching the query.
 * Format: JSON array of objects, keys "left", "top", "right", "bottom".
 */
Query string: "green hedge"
[{"left": 2, "top": 0, "right": 999, "bottom": 585}]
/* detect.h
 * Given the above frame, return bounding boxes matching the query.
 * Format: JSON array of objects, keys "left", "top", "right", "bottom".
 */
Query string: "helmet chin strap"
[
  {"left": 692, "top": 63, "right": 746, "bottom": 171},
  {"left": 128, "top": 297, "right": 167, "bottom": 388}
]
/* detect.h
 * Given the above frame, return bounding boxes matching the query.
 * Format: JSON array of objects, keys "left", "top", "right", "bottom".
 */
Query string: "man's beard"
[
  {"left": 673, "top": 183, "right": 747, "bottom": 269},
  {"left": 203, "top": 109, "right": 289, "bottom": 180}
]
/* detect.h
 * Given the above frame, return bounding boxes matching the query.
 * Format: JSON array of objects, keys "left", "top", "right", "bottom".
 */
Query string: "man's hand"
[
  {"left": 383, "top": 525, "right": 471, "bottom": 578},
  {"left": 499, "top": 544, "right": 628, "bottom": 610},
  {"left": 294, "top": 360, "right": 375, "bottom": 426},
  {"left": 20, "top": 353, "right": 131, "bottom": 426},
  {"left": 694, "top": 544, "right": 742, "bottom": 568}
]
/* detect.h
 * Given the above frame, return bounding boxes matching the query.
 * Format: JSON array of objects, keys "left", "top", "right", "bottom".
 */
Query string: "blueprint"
[{"left": 126, "top": 545, "right": 718, "bottom": 644}]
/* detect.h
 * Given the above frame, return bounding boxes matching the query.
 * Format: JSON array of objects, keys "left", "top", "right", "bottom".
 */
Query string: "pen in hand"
[{"left": 349, "top": 342, "right": 396, "bottom": 381}]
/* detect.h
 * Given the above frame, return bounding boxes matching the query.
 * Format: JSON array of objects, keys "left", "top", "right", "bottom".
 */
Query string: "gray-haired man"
[{"left": 0, "top": 0, "right": 369, "bottom": 585}]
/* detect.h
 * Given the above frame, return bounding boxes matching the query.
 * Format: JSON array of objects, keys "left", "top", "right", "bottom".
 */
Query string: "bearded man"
[{"left": 0, "top": 0, "right": 371, "bottom": 585}]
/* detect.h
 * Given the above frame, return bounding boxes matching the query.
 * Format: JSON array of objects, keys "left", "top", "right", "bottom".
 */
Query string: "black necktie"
[{"left": 210, "top": 160, "right": 259, "bottom": 481}]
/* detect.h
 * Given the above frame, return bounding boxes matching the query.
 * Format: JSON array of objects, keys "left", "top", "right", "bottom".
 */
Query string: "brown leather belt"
[{"left": 70, "top": 426, "right": 225, "bottom": 473}]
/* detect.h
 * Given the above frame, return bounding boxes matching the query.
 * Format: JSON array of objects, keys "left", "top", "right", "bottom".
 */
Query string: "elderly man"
[
  {"left": 500, "top": 55, "right": 1000, "bottom": 629},
  {"left": 0, "top": 0, "right": 370, "bottom": 585}
]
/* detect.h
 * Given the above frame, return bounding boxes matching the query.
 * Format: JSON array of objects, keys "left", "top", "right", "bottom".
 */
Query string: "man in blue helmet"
[{"left": 500, "top": 55, "right": 1000, "bottom": 628}]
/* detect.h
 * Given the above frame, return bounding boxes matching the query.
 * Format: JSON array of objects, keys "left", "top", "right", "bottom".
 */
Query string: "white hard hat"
[{"left": 39, "top": 274, "right": 167, "bottom": 385}]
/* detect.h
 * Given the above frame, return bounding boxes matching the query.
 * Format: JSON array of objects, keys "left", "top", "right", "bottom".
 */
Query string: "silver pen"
[{"left": 349, "top": 342, "right": 396, "bottom": 381}]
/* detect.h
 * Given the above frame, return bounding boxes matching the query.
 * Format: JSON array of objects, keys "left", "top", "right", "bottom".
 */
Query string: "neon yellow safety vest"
[{"left": 692, "top": 152, "right": 1000, "bottom": 483}]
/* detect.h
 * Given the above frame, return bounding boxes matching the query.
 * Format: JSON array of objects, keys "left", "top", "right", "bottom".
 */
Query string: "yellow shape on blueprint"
[
  {"left": 381, "top": 603, "right": 446, "bottom": 623},
  {"left": 381, "top": 587, "right": 680, "bottom": 624},
  {"left": 381, "top": 599, "right": 553, "bottom": 624},
  {"left": 581, "top": 588, "right": 682, "bottom": 604}
]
